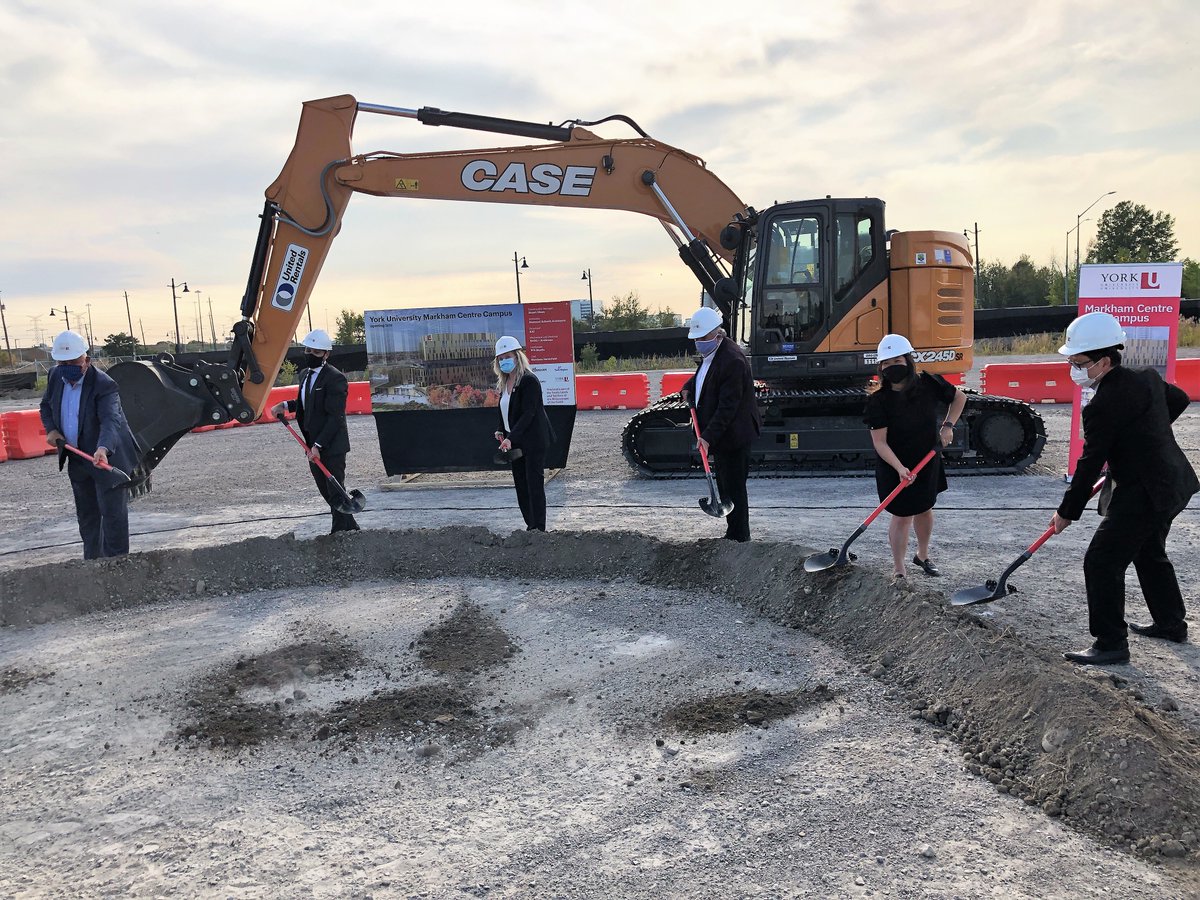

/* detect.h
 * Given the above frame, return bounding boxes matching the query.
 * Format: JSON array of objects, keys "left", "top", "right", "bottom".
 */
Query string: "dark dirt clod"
[
  {"left": 663, "top": 686, "right": 835, "bottom": 735},
  {"left": 0, "top": 666, "right": 53, "bottom": 694},
  {"left": 416, "top": 601, "right": 519, "bottom": 674}
]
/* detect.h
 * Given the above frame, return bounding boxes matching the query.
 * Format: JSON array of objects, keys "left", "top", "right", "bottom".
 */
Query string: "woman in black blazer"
[{"left": 493, "top": 336, "right": 554, "bottom": 531}]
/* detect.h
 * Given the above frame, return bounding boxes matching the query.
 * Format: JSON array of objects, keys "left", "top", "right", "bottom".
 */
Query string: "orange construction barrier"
[
  {"left": 0, "top": 410, "right": 56, "bottom": 460},
  {"left": 981, "top": 362, "right": 1072, "bottom": 403},
  {"left": 1175, "top": 358, "right": 1200, "bottom": 401},
  {"left": 576, "top": 373, "right": 649, "bottom": 410},
  {"left": 0, "top": 431, "right": 7, "bottom": 463},
  {"left": 659, "top": 371, "right": 693, "bottom": 396},
  {"left": 943, "top": 372, "right": 964, "bottom": 386},
  {"left": 346, "top": 381, "right": 371, "bottom": 415}
]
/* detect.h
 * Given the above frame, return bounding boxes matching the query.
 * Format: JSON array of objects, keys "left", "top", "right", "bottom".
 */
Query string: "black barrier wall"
[{"left": 373, "top": 406, "right": 577, "bottom": 475}]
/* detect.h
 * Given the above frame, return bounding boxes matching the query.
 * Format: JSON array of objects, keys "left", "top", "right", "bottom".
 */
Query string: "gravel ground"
[{"left": 1, "top": 355, "right": 1199, "bottom": 897}]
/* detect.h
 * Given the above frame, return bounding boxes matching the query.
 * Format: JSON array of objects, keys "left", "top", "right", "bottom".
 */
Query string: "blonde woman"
[{"left": 492, "top": 336, "right": 555, "bottom": 531}]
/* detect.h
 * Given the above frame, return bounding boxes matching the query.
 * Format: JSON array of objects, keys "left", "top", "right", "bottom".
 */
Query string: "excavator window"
[
  {"left": 760, "top": 215, "right": 824, "bottom": 347},
  {"left": 834, "top": 212, "right": 875, "bottom": 302}
]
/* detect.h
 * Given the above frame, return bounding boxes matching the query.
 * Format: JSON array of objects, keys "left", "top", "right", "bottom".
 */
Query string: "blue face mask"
[
  {"left": 695, "top": 337, "right": 721, "bottom": 356},
  {"left": 498, "top": 358, "right": 516, "bottom": 374},
  {"left": 58, "top": 364, "right": 84, "bottom": 383}
]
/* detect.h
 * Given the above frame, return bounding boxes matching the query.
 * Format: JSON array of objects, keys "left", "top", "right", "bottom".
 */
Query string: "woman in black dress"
[
  {"left": 493, "top": 335, "right": 555, "bottom": 531},
  {"left": 863, "top": 334, "right": 967, "bottom": 582}
]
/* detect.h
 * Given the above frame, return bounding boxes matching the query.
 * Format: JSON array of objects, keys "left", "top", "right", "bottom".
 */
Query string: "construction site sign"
[
  {"left": 1067, "top": 262, "right": 1183, "bottom": 477},
  {"left": 364, "top": 301, "right": 576, "bottom": 412}
]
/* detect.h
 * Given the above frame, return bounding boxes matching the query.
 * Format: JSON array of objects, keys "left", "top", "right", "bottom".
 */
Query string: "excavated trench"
[{"left": 2, "top": 526, "right": 1199, "bottom": 870}]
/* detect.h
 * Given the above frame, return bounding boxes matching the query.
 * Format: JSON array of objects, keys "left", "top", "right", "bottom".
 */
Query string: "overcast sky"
[{"left": 1, "top": 0, "right": 1196, "bottom": 348}]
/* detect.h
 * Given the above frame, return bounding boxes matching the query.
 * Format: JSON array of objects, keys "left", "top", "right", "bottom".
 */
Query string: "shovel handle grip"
[
  {"left": 688, "top": 408, "right": 714, "bottom": 477},
  {"left": 861, "top": 449, "right": 937, "bottom": 529},
  {"left": 278, "top": 415, "right": 336, "bottom": 480},
  {"left": 1029, "top": 477, "right": 1108, "bottom": 553},
  {"left": 60, "top": 441, "right": 114, "bottom": 471}
]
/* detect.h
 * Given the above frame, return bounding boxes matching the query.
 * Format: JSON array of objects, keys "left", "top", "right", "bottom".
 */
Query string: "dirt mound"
[
  {"left": 416, "top": 600, "right": 519, "bottom": 674},
  {"left": 663, "top": 686, "right": 835, "bottom": 734},
  {"left": 4, "top": 527, "right": 1199, "bottom": 863}
]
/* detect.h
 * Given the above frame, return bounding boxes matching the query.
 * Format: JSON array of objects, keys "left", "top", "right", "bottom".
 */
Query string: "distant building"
[{"left": 570, "top": 299, "right": 594, "bottom": 322}]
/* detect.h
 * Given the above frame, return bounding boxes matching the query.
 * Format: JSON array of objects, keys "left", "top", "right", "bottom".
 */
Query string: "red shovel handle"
[
  {"left": 278, "top": 416, "right": 336, "bottom": 480},
  {"left": 1028, "top": 476, "right": 1108, "bottom": 554},
  {"left": 688, "top": 408, "right": 714, "bottom": 477},
  {"left": 59, "top": 440, "right": 114, "bottom": 471},
  {"left": 860, "top": 449, "right": 937, "bottom": 530}
]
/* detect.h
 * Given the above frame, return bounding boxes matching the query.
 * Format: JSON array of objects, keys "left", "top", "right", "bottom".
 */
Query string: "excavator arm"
[{"left": 111, "top": 94, "right": 752, "bottom": 475}]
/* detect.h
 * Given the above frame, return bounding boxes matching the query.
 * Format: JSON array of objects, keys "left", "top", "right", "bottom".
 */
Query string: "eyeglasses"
[{"left": 1069, "top": 358, "right": 1097, "bottom": 371}]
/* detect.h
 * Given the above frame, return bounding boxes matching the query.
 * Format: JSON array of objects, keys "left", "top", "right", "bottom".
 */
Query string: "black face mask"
[
  {"left": 881, "top": 364, "right": 910, "bottom": 385},
  {"left": 304, "top": 352, "right": 325, "bottom": 367}
]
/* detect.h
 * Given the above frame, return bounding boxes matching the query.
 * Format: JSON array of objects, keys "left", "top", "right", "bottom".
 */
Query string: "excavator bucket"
[{"left": 109, "top": 356, "right": 254, "bottom": 475}]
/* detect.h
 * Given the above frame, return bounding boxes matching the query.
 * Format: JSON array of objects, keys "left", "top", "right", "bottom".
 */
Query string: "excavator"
[{"left": 110, "top": 94, "right": 1045, "bottom": 479}]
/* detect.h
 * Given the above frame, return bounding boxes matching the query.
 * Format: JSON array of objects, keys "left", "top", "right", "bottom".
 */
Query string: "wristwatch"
[{"left": 941, "top": 420, "right": 954, "bottom": 427}]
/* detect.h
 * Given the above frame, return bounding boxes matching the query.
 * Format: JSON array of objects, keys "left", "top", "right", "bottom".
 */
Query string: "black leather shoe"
[
  {"left": 1063, "top": 644, "right": 1130, "bottom": 665},
  {"left": 912, "top": 555, "right": 941, "bottom": 577},
  {"left": 1129, "top": 622, "right": 1188, "bottom": 643}
]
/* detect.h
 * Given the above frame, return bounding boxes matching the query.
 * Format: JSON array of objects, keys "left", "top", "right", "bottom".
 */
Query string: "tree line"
[{"left": 977, "top": 201, "right": 1197, "bottom": 308}]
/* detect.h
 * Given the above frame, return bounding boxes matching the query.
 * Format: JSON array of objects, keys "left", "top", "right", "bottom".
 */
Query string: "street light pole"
[
  {"left": 581, "top": 268, "right": 594, "bottom": 324},
  {"left": 1075, "top": 191, "right": 1116, "bottom": 303},
  {"left": 169, "top": 278, "right": 189, "bottom": 355},
  {"left": 48, "top": 305, "right": 71, "bottom": 331},
  {"left": 513, "top": 252, "right": 528, "bottom": 304}
]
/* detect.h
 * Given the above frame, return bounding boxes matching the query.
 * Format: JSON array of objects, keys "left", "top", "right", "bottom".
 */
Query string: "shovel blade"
[
  {"left": 950, "top": 581, "right": 1004, "bottom": 606},
  {"left": 699, "top": 497, "right": 733, "bottom": 518},
  {"left": 804, "top": 548, "right": 842, "bottom": 573},
  {"left": 335, "top": 489, "right": 367, "bottom": 515}
]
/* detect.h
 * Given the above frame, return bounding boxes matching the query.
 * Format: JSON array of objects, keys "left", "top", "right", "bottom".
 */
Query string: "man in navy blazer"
[
  {"left": 39, "top": 331, "right": 140, "bottom": 559},
  {"left": 681, "top": 307, "right": 763, "bottom": 541},
  {"left": 270, "top": 329, "right": 359, "bottom": 533}
]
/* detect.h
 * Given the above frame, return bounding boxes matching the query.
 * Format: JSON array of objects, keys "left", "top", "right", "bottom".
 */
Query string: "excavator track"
[{"left": 621, "top": 387, "right": 1046, "bottom": 478}]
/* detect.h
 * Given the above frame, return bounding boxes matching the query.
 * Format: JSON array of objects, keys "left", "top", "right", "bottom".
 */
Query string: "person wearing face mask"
[
  {"left": 270, "top": 329, "right": 359, "bottom": 533},
  {"left": 863, "top": 333, "right": 967, "bottom": 583},
  {"left": 1049, "top": 311, "right": 1197, "bottom": 665},
  {"left": 680, "top": 307, "right": 762, "bottom": 542},
  {"left": 492, "top": 336, "right": 555, "bottom": 531},
  {"left": 39, "top": 330, "right": 140, "bottom": 559}
]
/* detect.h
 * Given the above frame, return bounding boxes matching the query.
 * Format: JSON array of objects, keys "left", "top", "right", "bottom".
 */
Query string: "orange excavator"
[{"left": 110, "top": 94, "right": 1044, "bottom": 478}]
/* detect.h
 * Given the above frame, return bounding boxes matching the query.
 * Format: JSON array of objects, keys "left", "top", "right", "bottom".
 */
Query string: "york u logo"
[{"left": 1141, "top": 271, "right": 1160, "bottom": 290}]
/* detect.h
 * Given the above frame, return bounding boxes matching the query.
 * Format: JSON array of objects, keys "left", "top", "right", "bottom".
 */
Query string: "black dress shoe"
[
  {"left": 1129, "top": 621, "right": 1188, "bottom": 643},
  {"left": 1063, "top": 644, "right": 1130, "bottom": 665},
  {"left": 912, "top": 555, "right": 941, "bottom": 577}
]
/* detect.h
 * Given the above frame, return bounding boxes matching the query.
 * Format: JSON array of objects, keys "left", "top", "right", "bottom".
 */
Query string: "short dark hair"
[{"left": 1085, "top": 344, "right": 1124, "bottom": 366}]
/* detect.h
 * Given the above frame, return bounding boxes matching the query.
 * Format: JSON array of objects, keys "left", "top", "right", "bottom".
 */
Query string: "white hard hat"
[
  {"left": 51, "top": 330, "right": 89, "bottom": 361},
  {"left": 687, "top": 306, "right": 723, "bottom": 339},
  {"left": 1058, "top": 311, "right": 1126, "bottom": 356},
  {"left": 301, "top": 329, "right": 333, "bottom": 351},
  {"left": 876, "top": 333, "right": 915, "bottom": 360},
  {"left": 494, "top": 335, "right": 522, "bottom": 357}
]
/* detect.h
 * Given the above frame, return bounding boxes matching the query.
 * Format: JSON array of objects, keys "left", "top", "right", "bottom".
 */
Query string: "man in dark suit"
[
  {"left": 1051, "top": 312, "right": 1197, "bottom": 665},
  {"left": 681, "top": 306, "right": 763, "bottom": 542},
  {"left": 39, "top": 330, "right": 140, "bottom": 559},
  {"left": 270, "top": 329, "right": 359, "bottom": 533}
]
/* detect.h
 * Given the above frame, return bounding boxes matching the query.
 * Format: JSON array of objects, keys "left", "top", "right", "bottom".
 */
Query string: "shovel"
[
  {"left": 804, "top": 448, "right": 937, "bottom": 573},
  {"left": 277, "top": 416, "right": 367, "bottom": 515},
  {"left": 57, "top": 440, "right": 132, "bottom": 486},
  {"left": 950, "top": 476, "right": 1107, "bottom": 606},
  {"left": 689, "top": 408, "right": 733, "bottom": 518}
]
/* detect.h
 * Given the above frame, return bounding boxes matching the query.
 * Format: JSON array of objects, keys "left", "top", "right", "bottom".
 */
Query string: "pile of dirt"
[
  {"left": 662, "top": 685, "right": 835, "bottom": 734},
  {"left": 4, "top": 527, "right": 1199, "bottom": 863},
  {"left": 416, "top": 600, "right": 519, "bottom": 674}
]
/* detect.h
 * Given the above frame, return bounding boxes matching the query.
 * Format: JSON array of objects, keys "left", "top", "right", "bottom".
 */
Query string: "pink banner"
[{"left": 1067, "top": 263, "right": 1184, "bottom": 477}]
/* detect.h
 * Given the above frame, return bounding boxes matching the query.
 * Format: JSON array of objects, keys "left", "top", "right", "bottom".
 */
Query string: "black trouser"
[
  {"left": 1084, "top": 511, "right": 1186, "bottom": 649},
  {"left": 510, "top": 444, "right": 547, "bottom": 531},
  {"left": 68, "top": 459, "right": 130, "bottom": 559},
  {"left": 713, "top": 444, "right": 751, "bottom": 542},
  {"left": 309, "top": 452, "right": 359, "bottom": 532}
]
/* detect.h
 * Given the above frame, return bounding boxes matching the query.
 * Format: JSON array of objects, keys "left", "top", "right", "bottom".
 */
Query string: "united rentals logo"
[{"left": 271, "top": 244, "right": 308, "bottom": 312}]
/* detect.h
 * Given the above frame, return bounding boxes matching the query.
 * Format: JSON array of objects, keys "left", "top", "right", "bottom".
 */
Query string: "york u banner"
[
  {"left": 1067, "top": 262, "right": 1184, "bottom": 477},
  {"left": 365, "top": 301, "right": 577, "bottom": 474}
]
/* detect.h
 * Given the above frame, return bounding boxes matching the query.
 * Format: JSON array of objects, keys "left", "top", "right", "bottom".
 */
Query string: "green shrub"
[
  {"left": 580, "top": 343, "right": 599, "bottom": 367},
  {"left": 276, "top": 360, "right": 297, "bottom": 386}
]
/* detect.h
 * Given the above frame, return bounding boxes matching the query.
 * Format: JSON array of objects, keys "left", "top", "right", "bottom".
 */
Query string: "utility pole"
[
  {"left": 138, "top": 318, "right": 147, "bottom": 348},
  {"left": 306, "top": 303, "right": 313, "bottom": 333},
  {"left": 85, "top": 302, "right": 95, "bottom": 349},
  {"left": 124, "top": 291, "right": 135, "bottom": 343},
  {"left": 0, "top": 290, "right": 11, "bottom": 362},
  {"left": 208, "top": 297, "right": 218, "bottom": 348}
]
